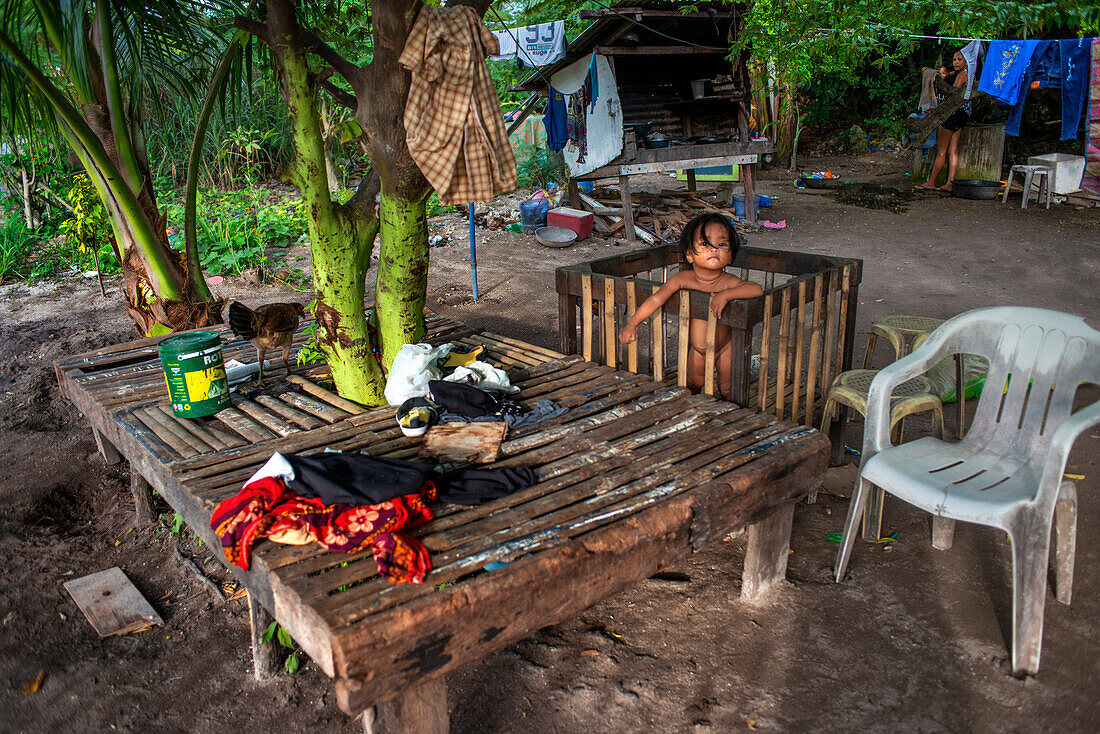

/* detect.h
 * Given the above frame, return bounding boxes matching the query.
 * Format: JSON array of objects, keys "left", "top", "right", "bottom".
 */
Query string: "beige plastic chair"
[
  {"left": 862, "top": 315, "right": 945, "bottom": 368},
  {"left": 835, "top": 307, "right": 1100, "bottom": 676}
]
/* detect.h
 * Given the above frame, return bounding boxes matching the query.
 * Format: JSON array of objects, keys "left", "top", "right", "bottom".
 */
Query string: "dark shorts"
[{"left": 942, "top": 109, "right": 970, "bottom": 133}]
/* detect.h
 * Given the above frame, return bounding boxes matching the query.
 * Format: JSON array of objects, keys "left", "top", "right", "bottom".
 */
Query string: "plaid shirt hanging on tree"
[{"left": 400, "top": 6, "right": 518, "bottom": 204}]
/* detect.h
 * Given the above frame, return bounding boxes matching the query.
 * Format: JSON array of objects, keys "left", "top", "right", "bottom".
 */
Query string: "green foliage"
[
  {"left": 296, "top": 300, "right": 325, "bottom": 366},
  {"left": 261, "top": 622, "right": 302, "bottom": 675},
  {"left": 164, "top": 187, "right": 307, "bottom": 276},
  {"left": 0, "top": 215, "right": 37, "bottom": 282},
  {"left": 59, "top": 175, "right": 120, "bottom": 274},
  {"left": 514, "top": 143, "right": 564, "bottom": 190}
]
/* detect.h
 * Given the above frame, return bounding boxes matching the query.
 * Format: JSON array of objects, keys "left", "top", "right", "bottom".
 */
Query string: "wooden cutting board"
[
  {"left": 64, "top": 567, "right": 163, "bottom": 637},
  {"left": 418, "top": 422, "right": 508, "bottom": 464}
]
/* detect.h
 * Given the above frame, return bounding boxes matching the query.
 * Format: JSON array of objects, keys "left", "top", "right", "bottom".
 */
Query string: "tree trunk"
[{"left": 375, "top": 193, "right": 429, "bottom": 369}]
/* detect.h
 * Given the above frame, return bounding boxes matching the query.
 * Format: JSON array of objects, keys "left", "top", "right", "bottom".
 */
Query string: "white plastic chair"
[{"left": 834, "top": 307, "right": 1100, "bottom": 676}]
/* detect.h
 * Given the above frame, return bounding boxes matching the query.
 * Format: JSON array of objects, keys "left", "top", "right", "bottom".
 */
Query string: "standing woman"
[{"left": 916, "top": 51, "right": 971, "bottom": 192}]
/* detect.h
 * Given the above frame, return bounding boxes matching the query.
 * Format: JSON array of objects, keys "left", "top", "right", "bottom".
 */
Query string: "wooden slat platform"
[{"left": 55, "top": 313, "right": 829, "bottom": 722}]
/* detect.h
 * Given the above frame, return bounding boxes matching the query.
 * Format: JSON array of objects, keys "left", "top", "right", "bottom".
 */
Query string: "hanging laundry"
[
  {"left": 978, "top": 40, "right": 1041, "bottom": 106},
  {"left": 1084, "top": 39, "right": 1100, "bottom": 195},
  {"left": 489, "top": 21, "right": 567, "bottom": 66},
  {"left": 566, "top": 83, "right": 590, "bottom": 163},
  {"left": 400, "top": 6, "right": 517, "bottom": 204},
  {"left": 959, "top": 39, "right": 984, "bottom": 100},
  {"left": 919, "top": 68, "right": 940, "bottom": 113},
  {"left": 586, "top": 51, "right": 600, "bottom": 113},
  {"left": 1005, "top": 41, "right": 1055, "bottom": 137},
  {"left": 544, "top": 86, "right": 569, "bottom": 152},
  {"left": 1059, "top": 38, "right": 1094, "bottom": 141}
]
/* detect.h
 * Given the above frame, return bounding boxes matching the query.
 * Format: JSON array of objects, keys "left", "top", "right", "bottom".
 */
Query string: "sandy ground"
[{"left": 1, "top": 152, "right": 1098, "bottom": 733}]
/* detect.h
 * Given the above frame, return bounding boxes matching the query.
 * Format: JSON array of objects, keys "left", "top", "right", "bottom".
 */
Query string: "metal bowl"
[
  {"left": 951, "top": 180, "right": 1002, "bottom": 200},
  {"left": 535, "top": 226, "right": 577, "bottom": 248}
]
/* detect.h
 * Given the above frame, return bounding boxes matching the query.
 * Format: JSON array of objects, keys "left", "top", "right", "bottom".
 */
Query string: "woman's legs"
[
  {"left": 919, "top": 126, "right": 952, "bottom": 188},
  {"left": 942, "top": 128, "right": 963, "bottom": 190}
]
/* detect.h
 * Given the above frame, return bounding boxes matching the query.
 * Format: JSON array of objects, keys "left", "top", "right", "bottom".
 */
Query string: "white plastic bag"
[
  {"left": 444, "top": 360, "right": 518, "bottom": 392},
  {"left": 384, "top": 343, "right": 452, "bottom": 405}
]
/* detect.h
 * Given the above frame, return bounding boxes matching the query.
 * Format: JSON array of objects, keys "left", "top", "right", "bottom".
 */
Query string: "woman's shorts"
[{"left": 942, "top": 109, "right": 970, "bottom": 132}]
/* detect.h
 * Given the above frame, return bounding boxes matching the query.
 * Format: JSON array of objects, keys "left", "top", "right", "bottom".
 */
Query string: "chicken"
[{"left": 227, "top": 301, "right": 307, "bottom": 383}]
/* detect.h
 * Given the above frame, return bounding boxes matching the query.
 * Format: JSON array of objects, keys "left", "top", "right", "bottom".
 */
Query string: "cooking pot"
[{"left": 951, "top": 180, "right": 1001, "bottom": 200}]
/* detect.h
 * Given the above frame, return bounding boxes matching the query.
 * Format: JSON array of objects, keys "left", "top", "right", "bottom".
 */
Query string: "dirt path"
[{"left": 2, "top": 153, "right": 1098, "bottom": 732}]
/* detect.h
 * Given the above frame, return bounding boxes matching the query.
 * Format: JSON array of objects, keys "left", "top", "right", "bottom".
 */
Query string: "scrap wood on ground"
[{"left": 576, "top": 186, "right": 760, "bottom": 243}]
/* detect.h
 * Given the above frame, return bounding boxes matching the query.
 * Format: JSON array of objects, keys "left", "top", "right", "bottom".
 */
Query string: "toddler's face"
[{"left": 688, "top": 221, "right": 733, "bottom": 269}]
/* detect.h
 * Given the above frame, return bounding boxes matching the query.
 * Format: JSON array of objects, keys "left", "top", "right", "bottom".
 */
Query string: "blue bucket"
[
  {"left": 731, "top": 194, "right": 772, "bottom": 217},
  {"left": 519, "top": 199, "right": 550, "bottom": 233}
]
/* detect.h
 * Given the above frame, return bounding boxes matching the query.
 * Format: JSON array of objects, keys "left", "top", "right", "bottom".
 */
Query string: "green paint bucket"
[{"left": 158, "top": 331, "right": 230, "bottom": 418}]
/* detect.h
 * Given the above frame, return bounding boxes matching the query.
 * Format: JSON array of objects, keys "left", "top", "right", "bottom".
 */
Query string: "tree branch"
[
  {"left": 234, "top": 16, "right": 271, "bottom": 46},
  {"left": 319, "top": 76, "right": 358, "bottom": 111},
  {"left": 299, "top": 28, "right": 362, "bottom": 86},
  {"left": 904, "top": 82, "right": 993, "bottom": 136}
]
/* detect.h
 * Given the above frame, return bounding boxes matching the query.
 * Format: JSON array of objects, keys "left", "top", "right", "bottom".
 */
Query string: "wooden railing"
[{"left": 556, "top": 245, "right": 862, "bottom": 426}]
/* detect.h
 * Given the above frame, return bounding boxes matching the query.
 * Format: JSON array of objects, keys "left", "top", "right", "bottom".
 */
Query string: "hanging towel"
[
  {"left": 978, "top": 40, "right": 1041, "bottom": 106},
  {"left": 959, "top": 40, "right": 984, "bottom": 100},
  {"left": 544, "top": 87, "right": 569, "bottom": 151},
  {"left": 919, "top": 68, "right": 940, "bottom": 112},
  {"left": 586, "top": 51, "right": 600, "bottom": 113},
  {"left": 1059, "top": 38, "right": 1094, "bottom": 141},
  {"left": 400, "top": 6, "right": 518, "bottom": 204},
  {"left": 489, "top": 22, "right": 566, "bottom": 66},
  {"left": 1005, "top": 41, "right": 1055, "bottom": 137}
]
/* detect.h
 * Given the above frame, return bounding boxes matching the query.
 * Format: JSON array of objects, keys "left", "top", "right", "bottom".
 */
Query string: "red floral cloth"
[{"left": 211, "top": 475, "right": 436, "bottom": 584}]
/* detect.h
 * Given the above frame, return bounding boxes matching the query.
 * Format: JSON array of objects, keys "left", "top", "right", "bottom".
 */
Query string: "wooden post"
[
  {"left": 130, "top": 469, "right": 155, "bottom": 527},
  {"left": 619, "top": 174, "right": 636, "bottom": 242},
  {"left": 728, "top": 325, "right": 750, "bottom": 406},
  {"left": 558, "top": 292, "right": 578, "bottom": 355},
  {"left": 686, "top": 169, "right": 697, "bottom": 192},
  {"left": 567, "top": 179, "right": 581, "bottom": 209},
  {"left": 742, "top": 162, "right": 758, "bottom": 223},
  {"left": 741, "top": 503, "right": 795, "bottom": 601},
  {"left": 362, "top": 677, "right": 449, "bottom": 734},
  {"left": 249, "top": 593, "right": 282, "bottom": 681},
  {"left": 626, "top": 280, "right": 638, "bottom": 373},
  {"left": 581, "top": 275, "right": 593, "bottom": 362},
  {"left": 93, "top": 429, "right": 121, "bottom": 465},
  {"left": 677, "top": 292, "right": 690, "bottom": 388}
]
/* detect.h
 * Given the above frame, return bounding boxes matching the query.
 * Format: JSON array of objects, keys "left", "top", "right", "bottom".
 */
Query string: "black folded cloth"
[
  {"left": 284, "top": 451, "right": 537, "bottom": 507},
  {"left": 428, "top": 380, "right": 522, "bottom": 420}
]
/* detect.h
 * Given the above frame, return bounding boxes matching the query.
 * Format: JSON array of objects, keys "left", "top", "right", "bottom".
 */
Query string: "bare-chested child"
[{"left": 618, "top": 213, "right": 763, "bottom": 399}]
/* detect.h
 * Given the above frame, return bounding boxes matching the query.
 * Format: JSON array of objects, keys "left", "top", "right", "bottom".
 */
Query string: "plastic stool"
[
  {"left": 820, "top": 369, "right": 945, "bottom": 539},
  {"left": 1003, "top": 165, "right": 1053, "bottom": 210},
  {"left": 862, "top": 315, "right": 945, "bottom": 369}
]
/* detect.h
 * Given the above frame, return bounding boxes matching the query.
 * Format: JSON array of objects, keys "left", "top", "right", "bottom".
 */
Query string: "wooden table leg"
[
  {"left": 93, "top": 429, "right": 121, "bottom": 465},
  {"left": 741, "top": 503, "right": 795, "bottom": 601},
  {"left": 619, "top": 174, "right": 636, "bottom": 242},
  {"left": 130, "top": 469, "right": 155, "bottom": 527},
  {"left": 362, "top": 676, "right": 448, "bottom": 734},
  {"left": 686, "top": 169, "right": 697, "bottom": 192},
  {"left": 249, "top": 593, "right": 282, "bottom": 681}
]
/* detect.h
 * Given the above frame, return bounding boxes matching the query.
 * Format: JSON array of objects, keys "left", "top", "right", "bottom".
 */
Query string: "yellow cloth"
[
  {"left": 399, "top": 6, "right": 517, "bottom": 204},
  {"left": 441, "top": 345, "right": 485, "bottom": 368}
]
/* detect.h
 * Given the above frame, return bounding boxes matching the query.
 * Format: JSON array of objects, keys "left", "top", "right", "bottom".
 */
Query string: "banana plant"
[{"left": 0, "top": 0, "right": 220, "bottom": 334}]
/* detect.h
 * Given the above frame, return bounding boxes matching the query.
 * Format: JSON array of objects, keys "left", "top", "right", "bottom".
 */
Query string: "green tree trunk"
[{"left": 375, "top": 193, "right": 428, "bottom": 370}]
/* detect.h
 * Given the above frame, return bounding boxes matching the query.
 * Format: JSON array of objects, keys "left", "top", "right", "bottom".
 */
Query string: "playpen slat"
[
  {"left": 804, "top": 274, "right": 825, "bottom": 427},
  {"left": 834, "top": 265, "right": 852, "bottom": 379},
  {"left": 581, "top": 275, "right": 593, "bottom": 362},
  {"left": 677, "top": 291, "right": 690, "bottom": 388},
  {"left": 604, "top": 278, "right": 616, "bottom": 368},
  {"left": 775, "top": 288, "right": 791, "bottom": 420},
  {"left": 757, "top": 292, "right": 773, "bottom": 413},
  {"left": 821, "top": 269, "right": 839, "bottom": 397},
  {"left": 652, "top": 285, "right": 665, "bottom": 382},
  {"left": 626, "top": 281, "right": 638, "bottom": 373},
  {"left": 704, "top": 311, "right": 717, "bottom": 397},
  {"left": 791, "top": 280, "right": 807, "bottom": 423}
]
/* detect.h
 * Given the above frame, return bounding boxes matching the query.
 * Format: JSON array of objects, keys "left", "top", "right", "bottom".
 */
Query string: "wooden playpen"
[{"left": 556, "top": 245, "right": 863, "bottom": 428}]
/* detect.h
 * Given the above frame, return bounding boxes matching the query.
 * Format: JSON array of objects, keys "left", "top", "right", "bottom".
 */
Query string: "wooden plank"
[
  {"left": 137, "top": 406, "right": 210, "bottom": 456},
  {"left": 254, "top": 394, "right": 325, "bottom": 429},
  {"left": 677, "top": 291, "right": 690, "bottom": 388},
  {"left": 419, "top": 423, "right": 508, "bottom": 464},
  {"left": 581, "top": 274, "right": 593, "bottom": 362},
  {"left": 130, "top": 409, "right": 192, "bottom": 459},
  {"left": 804, "top": 275, "right": 825, "bottom": 427},
  {"left": 155, "top": 406, "right": 230, "bottom": 451},
  {"left": 703, "top": 310, "right": 717, "bottom": 396},
  {"left": 619, "top": 174, "right": 636, "bottom": 242},
  {"left": 834, "top": 265, "right": 852, "bottom": 378},
  {"left": 775, "top": 288, "right": 791, "bottom": 420},
  {"left": 652, "top": 291, "right": 665, "bottom": 382},
  {"left": 286, "top": 375, "right": 366, "bottom": 414},
  {"left": 604, "top": 277, "right": 617, "bottom": 368},
  {"left": 232, "top": 397, "right": 300, "bottom": 437},
  {"left": 278, "top": 391, "right": 349, "bottom": 423},
  {"left": 626, "top": 280, "right": 638, "bottom": 373},
  {"left": 791, "top": 280, "right": 807, "bottom": 422},
  {"left": 821, "top": 269, "right": 839, "bottom": 396},
  {"left": 217, "top": 406, "right": 277, "bottom": 443},
  {"left": 741, "top": 503, "right": 795, "bottom": 600},
  {"left": 757, "top": 292, "right": 773, "bottom": 413},
  {"left": 63, "top": 567, "right": 163, "bottom": 637}
]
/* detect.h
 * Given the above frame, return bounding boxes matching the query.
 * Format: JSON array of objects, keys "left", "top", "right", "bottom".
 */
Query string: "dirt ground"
[{"left": 2, "top": 152, "right": 1098, "bottom": 733}]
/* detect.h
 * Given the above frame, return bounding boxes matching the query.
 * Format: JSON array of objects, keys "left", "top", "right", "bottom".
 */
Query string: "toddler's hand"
[
  {"left": 710, "top": 292, "right": 732, "bottom": 317},
  {"left": 618, "top": 325, "right": 637, "bottom": 345}
]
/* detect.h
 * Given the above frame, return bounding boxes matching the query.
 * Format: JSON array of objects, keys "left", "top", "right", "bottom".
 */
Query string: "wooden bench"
[{"left": 55, "top": 315, "right": 828, "bottom": 732}]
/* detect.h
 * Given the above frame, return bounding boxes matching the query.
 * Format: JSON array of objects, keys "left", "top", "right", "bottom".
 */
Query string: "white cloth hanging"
[
  {"left": 960, "top": 39, "right": 984, "bottom": 100},
  {"left": 489, "top": 21, "right": 566, "bottom": 66}
]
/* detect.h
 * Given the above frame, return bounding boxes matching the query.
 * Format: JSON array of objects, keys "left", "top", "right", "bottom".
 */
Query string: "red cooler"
[{"left": 547, "top": 207, "right": 593, "bottom": 240}]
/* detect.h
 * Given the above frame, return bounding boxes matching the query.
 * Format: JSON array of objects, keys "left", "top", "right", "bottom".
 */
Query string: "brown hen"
[{"left": 227, "top": 301, "right": 307, "bottom": 383}]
